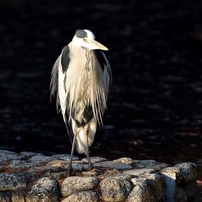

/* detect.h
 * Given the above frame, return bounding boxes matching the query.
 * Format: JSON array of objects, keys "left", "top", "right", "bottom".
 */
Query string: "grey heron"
[{"left": 50, "top": 29, "right": 112, "bottom": 175}]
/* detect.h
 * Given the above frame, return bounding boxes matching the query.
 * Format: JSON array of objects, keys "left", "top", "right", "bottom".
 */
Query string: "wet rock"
[
  {"left": 26, "top": 177, "right": 60, "bottom": 202},
  {"left": 0, "top": 172, "right": 38, "bottom": 190},
  {"left": 61, "top": 176, "right": 99, "bottom": 197},
  {"left": 174, "top": 162, "right": 197, "bottom": 184},
  {"left": 100, "top": 177, "right": 133, "bottom": 201},
  {"left": 61, "top": 190, "right": 99, "bottom": 202}
]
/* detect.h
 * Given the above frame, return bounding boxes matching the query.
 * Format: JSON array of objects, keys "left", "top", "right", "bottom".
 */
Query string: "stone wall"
[{"left": 0, "top": 149, "right": 200, "bottom": 201}]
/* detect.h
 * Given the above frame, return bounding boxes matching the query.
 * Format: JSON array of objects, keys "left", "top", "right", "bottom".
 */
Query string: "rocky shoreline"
[{"left": 0, "top": 149, "right": 200, "bottom": 201}]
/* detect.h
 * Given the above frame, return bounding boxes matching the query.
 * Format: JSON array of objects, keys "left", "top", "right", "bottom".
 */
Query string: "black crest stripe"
[{"left": 75, "top": 29, "right": 87, "bottom": 38}]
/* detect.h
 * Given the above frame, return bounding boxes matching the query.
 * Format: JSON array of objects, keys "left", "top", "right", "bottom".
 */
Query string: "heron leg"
[
  {"left": 67, "top": 134, "right": 76, "bottom": 176},
  {"left": 84, "top": 123, "right": 93, "bottom": 170}
]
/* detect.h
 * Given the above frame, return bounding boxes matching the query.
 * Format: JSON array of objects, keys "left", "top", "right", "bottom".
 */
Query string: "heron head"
[{"left": 72, "top": 29, "right": 108, "bottom": 51}]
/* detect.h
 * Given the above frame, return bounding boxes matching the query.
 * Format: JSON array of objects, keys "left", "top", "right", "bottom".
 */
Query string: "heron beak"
[{"left": 87, "top": 39, "right": 108, "bottom": 51}]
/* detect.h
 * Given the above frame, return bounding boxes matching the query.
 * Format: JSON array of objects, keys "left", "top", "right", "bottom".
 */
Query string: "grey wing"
[
  {"left": 50, "top": 55, "right": 59, "bottom": 102},
  {"left": 50, "top": 45, "right": 70, "bottom": 110},
  {"left": 94, "top": 50, "right": 112, "bottom": 93}
]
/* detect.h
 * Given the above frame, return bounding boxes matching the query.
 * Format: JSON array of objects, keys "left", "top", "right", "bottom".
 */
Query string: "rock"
[
  {"left": 161, "top": 167, "right": 178, "bottom": 201},
  {"left": 100, "top": 177, "right": 133, "bottom": 201},
  {"left": 176, "top": 187, "right": 188, "bottom": 202},
  {"left": 61, "top": 176, "right": 99, "bottom": 197},
  {"left": 0, "top": 172, "right": 38, "bottom": 190},
  {"left": 124, "top": 168, "right": 155, "bottom": 176},
  {"left": 61, "top": 190, "right": 99, "bottom": 202},
  {"left": 132, "top": 160, "right": 170, "bottom": 171},
  {"left": 46, "top": 160, "right": 68, "bottom": 167},
  {"left": 114, "top": 157, "right": 133, "bottom": 165},
  {"left": 26, "top": 177, "right": 60, "bottom": 202},
  {"left": 19, "top": 152, "right": 44, "bottom": 160},
  {"left": 182, "top": 180, "right": 200, "bottom": 201},
  {"left": 95, "top": 161, "right": 133, "bottom": 170},
  {"left": 81, "top": 156, "right": 108, "bottom": 164},
  {"left": 43, "top": 168, "right": 68, "bottom": 180},
  {"left": 12, "top": 190, "right": 26, "bottom": 202},
  {"left": 140, "top": 173, "right": 165, "bottom": 201},
  {"left": 0, "top": 191, "right": 12, "bottom": 202},
  {"left": 27, "top": 155, "right": 53, "bottom": 166},
  {"left": 126, "top": 181, "right": 156, "bottom": 202},
  {"left": 8, "top": 160, "right": 34, "bottom": 171},
  {"left": 51, "top": 154, "right": 79, "bottom": 162},
  {"left": 161, "top": 166, "right": 183, "bottom": 184},
  {"left": 174, "top": 162, "right": 197, "bottom": 184}
]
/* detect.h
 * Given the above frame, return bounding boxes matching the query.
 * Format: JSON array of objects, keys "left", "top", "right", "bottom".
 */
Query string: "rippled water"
[{"left": 0, "top": 0, "right": 202, "bottom": 179}]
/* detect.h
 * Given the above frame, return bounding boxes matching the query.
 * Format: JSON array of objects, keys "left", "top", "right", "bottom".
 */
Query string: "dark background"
[{"left": 1, "top": 0, "right": 202, "bottom": 178}]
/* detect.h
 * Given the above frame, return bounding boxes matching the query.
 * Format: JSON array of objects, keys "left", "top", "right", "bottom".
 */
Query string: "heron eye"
[{"left": 83, "top": 38, "right": 87, "bottom": 42}]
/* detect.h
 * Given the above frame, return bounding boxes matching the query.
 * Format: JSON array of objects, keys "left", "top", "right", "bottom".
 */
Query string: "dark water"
[{"left": 1, "top": 0, "right": 202, "bottom": 179}]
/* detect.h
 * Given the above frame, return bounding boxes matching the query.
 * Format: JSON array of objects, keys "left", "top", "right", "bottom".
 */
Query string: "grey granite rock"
[
  {"left": 12, "top": 190, "right": 26, "bottom": 202},
  {"left": 8, "top": 160, "right": 34, "bottom": 171},
  {"left": 26, "top": 177, "right": 60, "bottom": 202},
  {"left": 140, "top": 173, "right": 165, "bottom": 201},
  {"left": 61, "top": 176, "right": 99, "bottom": 197},
  {"left": 46, "top": 160, "right": 68, "bottom": 167},
  {"left": 123, "top": 168, "right": 155, "bottom": 176},
  {"left": 176, "top": 187, "right": 188, "bottom": 202},
  {"left": 0, "top": 191, "right": 12, "bottom": 201},
  {"left": 27, "top": 155, "right": 53, "bottom": 166},
  {"left": 132, "top": 160, "right": 170, "bottom": 171},
  {"left": 182, "top": 180, "right": 200, "bottom": 201},
  {"left": 0, "top": 172, "right": 38, "bottom": 190},
  {"left": 161, "top": 166, "right": 183, "bottom": 184},
  {"left": 51, "top": 154, "right": 79, "bottom": 162},
  {"left": 19, "top": 151, "right": 44, "bottom": 160},
  {"left": 100, "top": 177, "right": 133, "bottom": 201},
  {"left": 126, "top": 181, "right": 156, "bottom": 202},
  {"left": 95, "top": 160, "right": 133, "bottom": 170},
  {"left": 0, "top": 149, "right": 200, "bottom": 202},
  {"left": 81, "top": 156, "right": 108, "bottom": 164},
  {"left": 115, "top": 157, "right": 133, "bottom": 165},
  {"left": 61, "top": 190, "right": 99, "bottom": 202},
  {"left": 174, "top": 162, "right": 197, "bottom": 184}
]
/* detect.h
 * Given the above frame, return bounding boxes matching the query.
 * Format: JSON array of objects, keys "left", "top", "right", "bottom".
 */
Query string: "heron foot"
[
  {"left": 67, "top": 165, "right": 76, "bottom": 177},
  {"left": 88, "top": 162, "right": 93, "bottom": 171}
]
